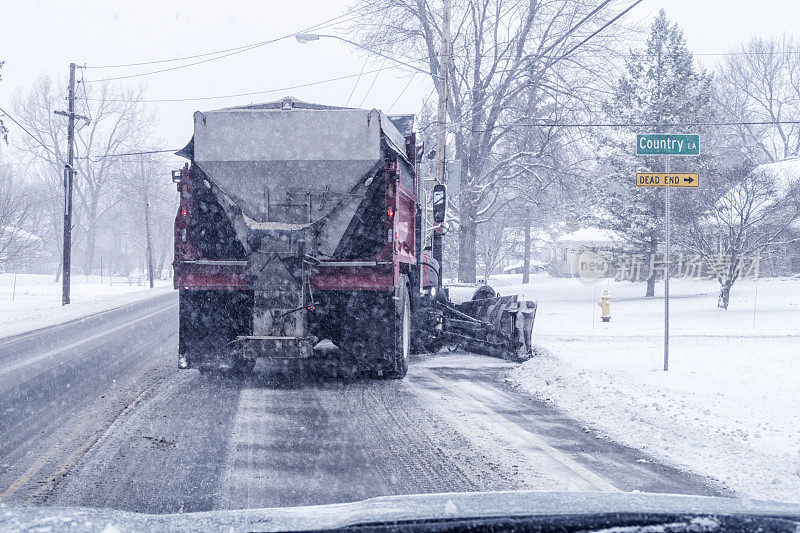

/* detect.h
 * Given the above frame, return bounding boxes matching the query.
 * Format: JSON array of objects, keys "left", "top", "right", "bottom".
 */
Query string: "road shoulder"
[
  {"left": 0, "top": 285, "right": 173, "bottom": 344},
  {"left": 415, "top": 352, "right": 730, "bottom": 498}
]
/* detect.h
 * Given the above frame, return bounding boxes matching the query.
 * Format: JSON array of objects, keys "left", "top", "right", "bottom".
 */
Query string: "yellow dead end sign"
[{"left": 635, "top": 173, "right": 699, "bottom": 188}]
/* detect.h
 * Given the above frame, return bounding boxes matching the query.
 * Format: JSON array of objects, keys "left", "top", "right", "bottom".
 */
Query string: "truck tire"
[
  {"left": 385, "top": 275, "right": 410, "bottom": 379},
  {"left": 472, "top": 284, "right": 497, "bottom": 300}
]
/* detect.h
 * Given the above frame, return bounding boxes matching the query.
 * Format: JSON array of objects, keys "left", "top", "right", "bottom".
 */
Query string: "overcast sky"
[{"left": 1, "top": 0, "right": 798, "bottom": 164}]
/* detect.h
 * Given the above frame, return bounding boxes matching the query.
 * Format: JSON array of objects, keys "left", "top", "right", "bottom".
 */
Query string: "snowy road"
[{"left": 0, "top": 294, "right": 725, "bottom": 513}]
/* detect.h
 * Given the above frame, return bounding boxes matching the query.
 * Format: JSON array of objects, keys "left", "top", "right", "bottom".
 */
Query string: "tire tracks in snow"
[{"left": 405, "top": 366, "right": 620, "bottom": 493}]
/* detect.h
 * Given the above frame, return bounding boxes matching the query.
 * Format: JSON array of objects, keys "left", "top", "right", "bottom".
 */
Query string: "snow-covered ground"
[
  {"left": 0, "top": 273, "right": 173, "bottom": 339},
  {"left": 457, "top": 273, "right": 800, "bottom": 503}
]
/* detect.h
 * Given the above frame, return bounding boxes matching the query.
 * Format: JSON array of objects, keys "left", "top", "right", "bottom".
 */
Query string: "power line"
[
  {"left": 84, "top": 41, "right": 276, "bottom": 69},
  {"left": 539, "top": 0, "right": 614, "bottom": 62},
  {"left": 80, "top": 13, "right": 351, "bottom": 69},
  {"left": 78, "top": 8, "right": 800, "bottom": 87},
  {"left": 85, "top": 11, "right": 363, "bottom": 70},
  {"left": 692, "top": 50, "right": 800, "bottom": 57},
  {"left": 359, "top": 58, "right": 387, "bottom": 108},
  {"left": 78, "top": 68, "right": 395, "bottom": 103},
  {"left": 535, "top": 49, "right": 800, "bottom": 62},
  {"left": 621, "top": 49, "right": 800, "bottom": 60},
  {"left": 44, "top": 121, "right": 800, "bottom": 164},
  {"left": 83, "top": 11, "right": 359, "bottom": 83},
  {"left": 502, "top": 119, "right": 800, "bottom": 129},
  {"left": 0, "top": 104, "right": 65, "bottom": 165},
  {"left": 388, "top": 73, "right": 418, "bottom": 113},
  {"left": 86, "top": 45, "right": 270, "bottom": 83},
  {"left": 85, "top": 41, "right": 280, "bottom": 83},
  {"left": 77, "top": 149, "right": 179, "bottom": 162},
  {"left": 558, "top": 0, "right": 644, "bottom": 61},
  {"left": 345, "top": 56, "right": 369, "bottom": 107},
  {"left": 78, "top": 66, "right": 92, "bottom": 123}
]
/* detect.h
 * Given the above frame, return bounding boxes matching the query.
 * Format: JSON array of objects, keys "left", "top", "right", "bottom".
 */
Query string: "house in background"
[
  {"left": 501, "top": 259, "right": 548, "bottom": 275},
  {"left": 0, "top": 226, "right": 44, "bottom": 274},
  {"left": 549, "top": 227, "right": 620, "bottom": 277},
  {"left": 495, "top": 228, "right": 555, "bottom": 277}
]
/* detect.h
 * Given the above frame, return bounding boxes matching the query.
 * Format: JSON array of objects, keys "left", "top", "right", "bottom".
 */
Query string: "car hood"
[{"left": 2, "top": 491, "right": 800, "bottom": 532}]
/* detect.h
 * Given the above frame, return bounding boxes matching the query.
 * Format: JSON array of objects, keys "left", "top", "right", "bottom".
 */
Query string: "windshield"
[{"left": 1, "top": 0, "right": 799, "bottom": 528}]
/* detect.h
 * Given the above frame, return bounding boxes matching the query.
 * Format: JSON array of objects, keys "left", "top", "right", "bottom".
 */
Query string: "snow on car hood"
[{"left": 2, "top": 491, "right": 800, "bottom": 532}]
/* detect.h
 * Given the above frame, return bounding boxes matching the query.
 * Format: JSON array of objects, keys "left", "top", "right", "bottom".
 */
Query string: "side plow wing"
[{"left": 438, "top": 295, "right": 537, "bottom": 361}]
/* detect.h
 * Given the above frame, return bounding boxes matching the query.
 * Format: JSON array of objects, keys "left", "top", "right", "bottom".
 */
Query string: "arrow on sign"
[{"left": 684, "top": 176, "right": 694, "bottom": 184}]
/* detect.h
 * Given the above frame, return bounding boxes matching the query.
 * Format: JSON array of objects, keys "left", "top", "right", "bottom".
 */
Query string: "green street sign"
[{"left": 636, "top": 134, "right": 700, "bottom": 156}]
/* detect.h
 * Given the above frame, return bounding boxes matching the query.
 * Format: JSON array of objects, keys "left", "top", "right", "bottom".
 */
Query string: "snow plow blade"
[{"left": 438, "top": 295, "right": 537, "bottom": 361}]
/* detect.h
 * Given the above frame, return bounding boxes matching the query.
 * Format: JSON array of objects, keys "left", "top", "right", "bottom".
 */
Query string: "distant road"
[{"left": 0, "top": 293, "right": 727, "bottom": 512}]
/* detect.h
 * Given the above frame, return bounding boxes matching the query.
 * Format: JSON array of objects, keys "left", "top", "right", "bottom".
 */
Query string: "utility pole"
[
  {"left": 434, "top": 0, "right": 451, "bottom": 185},
  {"left": 144, "top": 199, "right": 154, "bottom": 289},
  {"left": 663, "top": 153, "right": 670, "bottom": 371},
  {"left": 55, "top": 63, "right": 88, "bottom": 305},
  {"left": 140, "top": 160, "right": 155, "bottom": 289},
  {"left": 59, "top": 63, "right": 77, "bottom": 305},
  {"left": 431, "top": 0, "right": 451, "bottom": 277}
]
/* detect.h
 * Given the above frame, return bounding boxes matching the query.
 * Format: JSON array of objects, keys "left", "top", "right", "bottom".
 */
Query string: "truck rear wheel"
[{"left": 384, "top": 276, "right": 410, "bottom": 379}]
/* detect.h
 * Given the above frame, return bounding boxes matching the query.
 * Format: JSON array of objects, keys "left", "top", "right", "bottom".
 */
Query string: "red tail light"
[
  {"left": 384, "top": 160, "right": 398, "bottom": 226},
  {"left": 181, "top": 205, "right": 188, "bottom": 217}
]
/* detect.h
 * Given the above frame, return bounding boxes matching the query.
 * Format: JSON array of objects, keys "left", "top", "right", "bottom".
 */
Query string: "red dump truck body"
[
  {"left": 172, "top": 97, "right": 535, "bottom": 379},
  {"left": 172, "top": 98, "right": 428, "bottom": 377},
  {"left": 172, "top": 162, "right": 417, "bottom": 293}
]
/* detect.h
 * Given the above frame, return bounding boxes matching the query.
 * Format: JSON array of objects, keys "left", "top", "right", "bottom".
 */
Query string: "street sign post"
[
  {"left": 635, "top": 134, "right": 700, "bottom": 372},
  {"left": 636, "top": 134, "right": 699, "bottom": 156},
  {"left": 664, "top": 155, "right": 671, "bottom": 372},
  {"left": 635, "top": 173, "right": 699, "bottom": 187}
]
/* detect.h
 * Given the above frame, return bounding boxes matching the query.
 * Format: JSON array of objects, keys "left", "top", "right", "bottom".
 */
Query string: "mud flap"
[{"left": 178, "top": 289, "right": 254, "bottom": 369}]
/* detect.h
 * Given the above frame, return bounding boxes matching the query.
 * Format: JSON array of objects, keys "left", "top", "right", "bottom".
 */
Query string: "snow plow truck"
[{"left": 171, "top": 97, "right": 536, "bottom": 378}]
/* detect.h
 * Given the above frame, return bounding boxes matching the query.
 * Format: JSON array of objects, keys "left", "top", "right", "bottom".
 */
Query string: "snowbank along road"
[{"left": 0, "top": 293, "right": 727, "bottom": 512}]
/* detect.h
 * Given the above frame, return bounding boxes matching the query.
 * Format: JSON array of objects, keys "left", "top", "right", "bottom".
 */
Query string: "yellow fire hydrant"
[{"left": 598, "top": 289, "right": 611, "bottom": 322}]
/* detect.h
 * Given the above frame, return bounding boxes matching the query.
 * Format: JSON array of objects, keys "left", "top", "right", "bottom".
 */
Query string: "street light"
[
  {"left": 294, "top": 33, "right": 437, "bottom": 78},
  {"left": 295, "top": 33, "right": 320, "bottom": 44}
]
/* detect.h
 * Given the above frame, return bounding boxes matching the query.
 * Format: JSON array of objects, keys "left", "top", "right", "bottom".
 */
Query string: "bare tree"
[
  {"left": 716, "top": 35, "right": 800, "bottom": 164},
  {"left": 678, "top": 35, "right": 800, "bottom": 308},
  {"left": 0, "top": 60, "right": 7, "bottom": 144},
  {"left": 352, "top": 0, "right": 629, "bottom": 282},
  {"left": 0, "top": 165, "right": 40, "bottom": 268},
  {"left": 502, "top": 85, "right": 600, "bottom": 283},
  {"left": 475, "top": 213, "right": 512, "bottom": 280},
  {"left": 12, "top": 75, "right": 151, "bottom": 275},
  {"left": 119, "top": 153, "right": 177, "bottom": 286},
  {"left": 40, "top": 169, "right": 67, "bottom": 280},
  {"left": 686, "top": 160, "right": 800, "bottom": 309}
]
